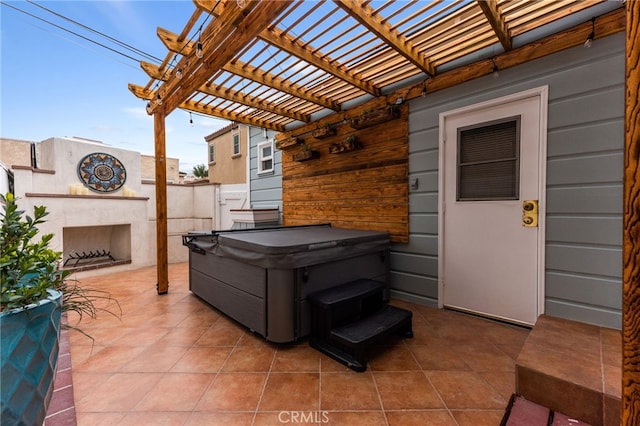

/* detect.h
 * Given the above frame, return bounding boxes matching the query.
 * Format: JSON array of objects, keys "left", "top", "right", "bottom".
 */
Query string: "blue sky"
[{"left": 1, "top": 0, "right": 229, "bottom": 173}]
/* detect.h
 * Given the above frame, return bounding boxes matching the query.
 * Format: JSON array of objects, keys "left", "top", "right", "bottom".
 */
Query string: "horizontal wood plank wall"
[{"left": 282, "top": 105, "right": 409, "bottom": 243}]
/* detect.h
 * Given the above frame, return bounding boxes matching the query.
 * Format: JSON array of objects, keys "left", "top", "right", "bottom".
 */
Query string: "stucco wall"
[{"left": 8, "top": 137, "right": 215, "bottom": 277}]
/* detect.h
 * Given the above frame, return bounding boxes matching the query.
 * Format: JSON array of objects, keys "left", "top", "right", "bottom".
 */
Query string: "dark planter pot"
[{"left": 1, "top": 290, "right": 62, "bottom": 426}]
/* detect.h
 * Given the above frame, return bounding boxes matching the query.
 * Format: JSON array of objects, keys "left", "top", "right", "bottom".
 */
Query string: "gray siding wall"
[
  {"left": 394, "top": 32, "right": 624, "bottom": 329},
  {"left": 248, "top": 127, "right": 282, "bottom": 216}
]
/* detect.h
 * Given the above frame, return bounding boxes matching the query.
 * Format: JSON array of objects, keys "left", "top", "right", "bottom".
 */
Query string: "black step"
[
  {"left": 308, "top": 279, "right": 385, "bottom": 307},
  {"left": 330, "top": 305, "right": 413, "bottom": 347}
]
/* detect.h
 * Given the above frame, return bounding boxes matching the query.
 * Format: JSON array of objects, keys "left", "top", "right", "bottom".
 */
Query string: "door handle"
[{"left": 522, "top": 200, "right": 538, "bottom": 227}]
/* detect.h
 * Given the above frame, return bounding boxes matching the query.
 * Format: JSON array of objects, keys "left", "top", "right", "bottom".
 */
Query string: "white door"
[{"left": 439, "top": 88, "right": 547, "bottom": 326}]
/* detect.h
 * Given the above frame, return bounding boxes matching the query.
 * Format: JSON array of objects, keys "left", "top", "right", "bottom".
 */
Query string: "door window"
[{"left": 457, "top": 116, "right": 520, "bottom": 201}]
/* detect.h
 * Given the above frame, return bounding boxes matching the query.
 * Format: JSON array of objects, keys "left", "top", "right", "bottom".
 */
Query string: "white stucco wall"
[{"left": 8, "top": 137, "right": 216, "bottom": 278}]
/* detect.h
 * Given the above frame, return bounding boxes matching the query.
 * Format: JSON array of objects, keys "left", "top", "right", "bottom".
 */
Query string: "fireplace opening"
[{"left": 62, "top": 224, "right": 132, "bottom": 272}]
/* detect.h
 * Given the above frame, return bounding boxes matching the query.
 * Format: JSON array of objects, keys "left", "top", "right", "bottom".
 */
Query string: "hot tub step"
[
  {"left": 330, "top": 305, "right": 413, "bottom": 346},
  {"left": 308, "top": 279, "right": 413, "bottom": 372},
  {"left": 308, "top": 279, "right": 385, "bottom": 308}
]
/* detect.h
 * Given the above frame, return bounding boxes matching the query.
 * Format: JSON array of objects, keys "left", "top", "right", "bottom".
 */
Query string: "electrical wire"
[
  {"left": 0, "top": 1, "right": 160, "bottom": 65},
  {"left": 24, "top": 0, "right": 163, "bottom": 64}
]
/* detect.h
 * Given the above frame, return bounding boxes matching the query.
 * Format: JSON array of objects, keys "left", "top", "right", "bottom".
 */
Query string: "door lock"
[{"left": 522, "top": 200, "right": 538, "bottom": 227}]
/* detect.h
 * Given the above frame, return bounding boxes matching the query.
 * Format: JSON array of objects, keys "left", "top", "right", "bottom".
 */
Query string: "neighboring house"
[
  {"left": 249, "top": 32, "right": 624, "bottom": 331},
  {"left": 204, "top": 122, "right": 248, "bottom": 184},
  {"left": 140, "top": 154, "right": 180, "bottom": 183}
]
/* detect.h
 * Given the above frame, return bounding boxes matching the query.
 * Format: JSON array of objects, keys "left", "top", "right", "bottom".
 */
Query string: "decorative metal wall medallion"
[{"left": 77, "top": 152, "right": 127, "bottom": 193}]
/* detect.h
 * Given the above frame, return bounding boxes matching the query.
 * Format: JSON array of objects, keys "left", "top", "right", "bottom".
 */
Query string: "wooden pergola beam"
[
  {"left": 194, "top": 0, "right": 379, "bottom": 97},
  {"left": 477, "top": 0, "right": 512, "bottom": 51},
  {"left": 138, "top": 61, "right": 311, "bottom": 123},
  {"left": 150, "top": 1, "right": 288, "bottom": 115},
  {"left": 155, "top": 26, "right": 340, "bottom": 112},
  {"left": 334, "top": 0, "right": 436, "bottom": 77},
  {"left": 257, "top": 27, "right": 380, "bottom": 97},
  {"left": 622, "top": 2, "right": 640, "bottom": 424},
  {"left": 128, "top": 83, "right": 286, "bottom": 131},
  {"left": 182, "top": 100, "right": 286, "bottom": 132},
  {"left": 223, "top": 59, "right": 340, "bottom": 111},
  {"left": 278, "top": 8, "right": 625, "bottom": 141}
]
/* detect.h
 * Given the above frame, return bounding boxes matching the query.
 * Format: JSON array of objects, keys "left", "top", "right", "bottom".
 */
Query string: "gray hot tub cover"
[{"left": 184, "top": 225, "right": 390, "bottom": 269}]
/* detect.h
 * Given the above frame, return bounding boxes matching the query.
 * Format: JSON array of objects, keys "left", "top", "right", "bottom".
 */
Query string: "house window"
[
  {"left": 232, "top": 133, "right": 240, "bottom": 156},
  {"left": 257, "top": 140, "right": 274, "bottom": 174},
  {"left": 457, "top": 116, "right": 520, "bottom": 201},
  {"left": 208, "top": 144, "right": 215, "bottom": 164}
]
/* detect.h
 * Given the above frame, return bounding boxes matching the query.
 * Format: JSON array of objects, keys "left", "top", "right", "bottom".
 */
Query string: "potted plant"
[
  {"left": 0, "top": 193, "right": 120, "bottom": 425},
  {"left": 329, "top": 134, "right": 362, "bottom": 154}
]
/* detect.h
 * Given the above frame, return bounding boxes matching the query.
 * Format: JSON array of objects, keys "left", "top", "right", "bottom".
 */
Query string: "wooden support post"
[
  {"left": 623, "top": 1, "right": 640, "bottom": 424},
  {"left": 154, "top": 110, "right": 169, "bottom": 295}
]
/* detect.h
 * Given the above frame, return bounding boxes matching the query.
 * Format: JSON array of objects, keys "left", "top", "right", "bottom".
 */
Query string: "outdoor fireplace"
[{"left": 62, "top": 224, "right": 131, "bottom": 271}]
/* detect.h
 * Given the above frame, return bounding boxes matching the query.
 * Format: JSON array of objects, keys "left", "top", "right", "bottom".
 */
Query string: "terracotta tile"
[
  {"left": 455, "top": 342, "right": 516, "bottom": 372},
  {"left": 120, "top": 344, "right": 190, "bottom": 373},
  {"left": 478, "top": 371, "right": 516, "bottom": 401},
  {"left": 170, "top": 346, "right": 232, "bottom": 373},
  {"left": 479, "top": 321, "right": 530, "bottom": 345},
  {"left": 319, "top": 353, "right": 353, "bottom": 372},
  {"left": 71, "top": 372, "right": 112, "bottom": 400},
  {"left": 373, "top": 371, "right": 444, "bottom": 410},
  {"left": 110, "top": 327, "right": 171, "bottom": 347},
  {"left": 154, "top": 327, "right": 209, "bottom": 347},
  {"left": 134, "top": 373, "right": 214, "bottom": 411},
  {"left": 604, "top": 395, "right": 621, "bottom": 426},
  {"left": 186, "top": 412, "right": 254, "bottom": 425},
  {"left": 386, "top": 410, "right": 457, "bottom": 425},
  {"left": 427, "top": 371, "right": 506, "bottom": 409},
  {"left": 194, "top": 325, "right": 244, "bottom": 347},
  {"left": 318, "top": 411, "right": 387, "bottom": 425},
  {"left": 237, "top": 330, "right": 271, "bottom": 346},
  {"left": 258, "top": 373, "right": 320, "bottom": 411},
  {"left": 221, "top": 344, "right": 276, "bottom": 372},
  {"left": 75, "top": 412, "right": 127, "bottom": 425},
  {"left": 409, "top": 344, "right": 471, "bottom": 371},
  {"left": 367, "top": 344, "right": 421, "bottom": 371},
  {"left": 176, "top": 309, "right": 223, "bottom": 328},
  {"left": 495, "top": 343, "right": 525, "bottom": 361},
  {"left": 116, "top": 411, "right": 187, "bottom": 425},
  {"left": 75, "top": 372, "right": 163, "bottom": 412},
  {"left": 196, "top": 372, "right": 267, "bottom": 411},
  {"left": 72, "top": 345, "right": 147, "bottom": 373},
  {"left": 320, "top": 372, "right": 381, "bottom": 410},
  {"left": 451, "top": 410, "right": 506, "bottom": 425},
  {"left": 516, "top": 365, "right": 602, "bottom": 426},
  {"left": 271, "top": 344, "right": 322, "bottom": 372},
  {"left": 603, "top": 363, "right": 622, "bottom": 399}
]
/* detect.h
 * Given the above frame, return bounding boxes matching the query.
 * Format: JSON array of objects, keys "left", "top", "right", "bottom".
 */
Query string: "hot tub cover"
[{"left": 183, "top": 224, "right": 390, "bottom": 269}]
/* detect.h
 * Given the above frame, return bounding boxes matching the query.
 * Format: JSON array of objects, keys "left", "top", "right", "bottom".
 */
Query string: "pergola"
[{"left": 128, "top": 1, "right": 639, "bottom": 421}]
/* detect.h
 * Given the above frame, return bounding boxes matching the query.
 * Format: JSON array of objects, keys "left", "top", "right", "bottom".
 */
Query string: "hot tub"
[{"left": 182, "top": 224, "right": 390, "bottom": 343}]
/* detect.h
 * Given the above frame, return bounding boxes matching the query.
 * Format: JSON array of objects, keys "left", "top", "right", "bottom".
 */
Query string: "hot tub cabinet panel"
[{"left": 185, "top": 225, "right": 390, "bottom": 343}]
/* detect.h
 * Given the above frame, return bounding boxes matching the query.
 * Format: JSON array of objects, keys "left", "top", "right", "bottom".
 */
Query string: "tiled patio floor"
[{"left": 64, "top": 263, "right": 530, "bottom": 425}]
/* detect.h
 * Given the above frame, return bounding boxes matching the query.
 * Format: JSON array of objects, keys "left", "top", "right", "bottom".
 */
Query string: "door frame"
[{"left": 437, "top": 86, "right": 549, "bottom": 319}]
